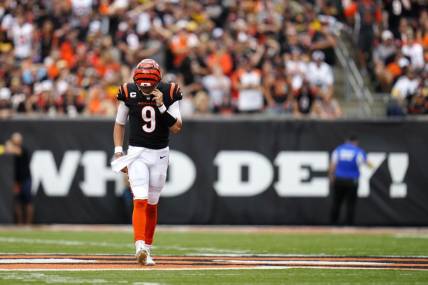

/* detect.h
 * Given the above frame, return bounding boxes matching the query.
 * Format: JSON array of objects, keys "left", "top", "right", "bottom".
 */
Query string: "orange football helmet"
[{"left": 133, "top": 59, "right": 162, "bottom": 89}]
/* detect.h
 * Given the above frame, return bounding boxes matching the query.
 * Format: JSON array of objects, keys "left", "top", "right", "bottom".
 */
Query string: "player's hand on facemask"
[{"left": 152, "top": 89, "right": 163, "bottom": 106}]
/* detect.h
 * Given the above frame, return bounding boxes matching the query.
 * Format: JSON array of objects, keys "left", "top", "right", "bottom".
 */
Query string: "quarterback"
[{"left": 111, "top": 59, "right": 182, "bottom": 265}]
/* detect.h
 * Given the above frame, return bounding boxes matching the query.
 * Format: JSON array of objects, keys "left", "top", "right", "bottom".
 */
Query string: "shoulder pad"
[
  {"left": 116, "top": 83, "right": 130, "bottom": 102},
  {"left": 167, "top": 82, "right": 183, "bottom": 102}
]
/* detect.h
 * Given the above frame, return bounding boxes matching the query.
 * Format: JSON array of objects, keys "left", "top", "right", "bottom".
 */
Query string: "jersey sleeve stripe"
[
  {"left": 122, "top": 83, "right": 129, "bottom": 99},
  {"left": 169, "top": 83, "right": 176, "bottom": 101},
  {"left": 119, "top": 85, "right": 124, "bottom": 98}
]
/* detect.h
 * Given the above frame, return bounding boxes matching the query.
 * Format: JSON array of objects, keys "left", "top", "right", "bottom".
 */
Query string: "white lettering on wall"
[
  {"left": 358, "top": 153, "right": 386, "bottom": 197},
  {"left": 214, "top": 151, "right": 274, "bottom": 196},
  {"left": 29, "top": 150, "right": 410, "bottom": 198},
  {"left": 30, "top": 151, "right": 81, "bottom": 196},
  {"left": 80, "top": 151, "right": 124, "bottom": 197},
  {"left": 162, "top": 150, "right": 196, "bottom": 197},
  {"left": 274, "top": 151, "right": 329, "bottom": 197},
  {"left": 388, "top": 153, "right": 409, "bottom": 198}
]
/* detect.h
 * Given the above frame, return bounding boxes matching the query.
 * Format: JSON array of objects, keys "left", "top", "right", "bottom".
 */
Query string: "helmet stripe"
[
  {"left": 134, "top": 74, "right": 161, "bottom": 81},
  {"left": 135, "top": 69, "right": 161, "bottom": 76}
]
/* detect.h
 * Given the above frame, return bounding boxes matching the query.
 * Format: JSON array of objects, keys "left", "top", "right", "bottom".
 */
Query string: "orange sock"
[
  {"left": 133, "top": 199, "right": 147, "bottom": 242},
  {"left": 145, "top": 204, "right": 158, "bottom": 245}
]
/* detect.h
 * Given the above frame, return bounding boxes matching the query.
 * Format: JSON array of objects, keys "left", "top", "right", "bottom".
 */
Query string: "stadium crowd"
[
  {"left": 0, "top": 0, "right": 343, "bottom": 119},
  {"left": 0, "top": 0, "right": 426, "bottom": 119},
  {"left": 342, "top": 0, "right": 428, "bottom": 116}
]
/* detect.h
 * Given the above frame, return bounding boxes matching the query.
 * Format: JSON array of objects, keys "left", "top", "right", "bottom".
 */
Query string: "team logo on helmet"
[{"left": 133, "top": 59, "right": 162, "bottom": 88}]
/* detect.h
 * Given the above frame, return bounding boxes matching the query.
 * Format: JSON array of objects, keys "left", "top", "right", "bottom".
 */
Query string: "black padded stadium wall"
[{"left": 0, "top": 118, "right": 427, "bottom": 226}]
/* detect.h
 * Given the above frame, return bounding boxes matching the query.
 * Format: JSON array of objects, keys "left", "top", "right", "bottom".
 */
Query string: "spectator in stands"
[
  {"left": 312, "top": 93, "right": 343, "bottom": 119},
  {"left": 373, "top": 30, "right": 398, "bottom": 92},
  {"left": 384, "top": 0, "right": 415, "bottom": 38},
  {"left": 180, "top": 92, "right": 195, "bottom": 118},
  {"left": 193, "top": 90, "right": 210, "bottom": 115},
  {"left": 386, "top": 51, "right": 410, "bottom": 85},
  {"left": 0, "top": 87, "right": 12, "bottom": 119},
  {"left": 263, "top": 63, "right": 293, "bottom": 114},
  {"left": 202, "top": 65, "right": 231, "bottom": 113},
  {"left": 408, "top": 84, "right": 428, "bottom": 115},
  {"left": 234, "top": 58, "right": 264, "bottom": 113},
  {"left": 10, "top": 13, "right": 34, "bottom": 61},
  {"left": 286, "top": 48, "right": 308, "bottom": 94},
  {"left": 391, "top": 67, "right": 420, "bottom": 106},
  {"left": 401, "top": 31, "right": 425, "bottom": 71},
  {"left": 86, "top": 85, "right": 115, "bottom": 116},
  {"left": 310, "top": 17, "right": 337, "bottom": 66},
  {"left": 344, "top": 0, "right": 382, "bottom": 71},
  {"left": 293, "top": 79, "right": 317, "bottom": 117},
  {"left": 59, "top": 88, "right": 86, "bottom": 117},
  {"left": 420, "top": 11, "right": 428, "bottom": 51},
  {"left": 206, "top": 43, "right": 234, "bottom": 77},
  {"left": 0, "top": 28, "right": 13, "bottom": 55},
  {"left": 307, "top": 51, "right": 334, "bottom": 99}
]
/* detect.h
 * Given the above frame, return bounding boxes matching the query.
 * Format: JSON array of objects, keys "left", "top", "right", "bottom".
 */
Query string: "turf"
[
  {"left": 0, "top": 269, "right": 427, "bottom": 285},
  {"left": 0, "top": 228, "right": 428, "bottom": 284},
  {"left": 0, "top": 229, "right": 427, "bottom": 256}
]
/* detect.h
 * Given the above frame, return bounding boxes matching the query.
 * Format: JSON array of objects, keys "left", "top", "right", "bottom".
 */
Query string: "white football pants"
[{"left": 127, "top": 146, "right": 169, "bottom": 205}]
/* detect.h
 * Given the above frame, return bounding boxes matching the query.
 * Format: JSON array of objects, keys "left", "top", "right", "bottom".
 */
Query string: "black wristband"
[{"left": 160, "top": 111, "right": 177, "bottom": 127}]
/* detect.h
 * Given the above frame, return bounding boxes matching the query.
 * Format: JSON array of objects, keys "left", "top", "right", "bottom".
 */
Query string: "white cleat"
[
  {"left": 136, "top": 247, "right": 149, "bottom": 265},
  {"left": 145, "top": 253, "right": 155, "bottom": 266},
  {"left": 135, "top": 240, "right": 148, "bottom": 265}
]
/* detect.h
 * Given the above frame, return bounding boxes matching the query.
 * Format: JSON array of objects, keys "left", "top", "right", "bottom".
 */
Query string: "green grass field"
[{"left": 0, "top": 226, "right": 427, "bottom": 284}]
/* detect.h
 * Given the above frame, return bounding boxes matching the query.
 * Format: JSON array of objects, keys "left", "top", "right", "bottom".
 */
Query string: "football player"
[{"left": 111, "top": 59, "right": 182, "bottom": 266}]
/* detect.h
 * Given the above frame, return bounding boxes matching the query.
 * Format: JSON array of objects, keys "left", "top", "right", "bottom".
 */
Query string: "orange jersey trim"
[
  {"left": 169, "top": 83, "right": 176, "bottom": 101},
  {"left": 122, "top": 84, "right": 129, "bottom": 99}
]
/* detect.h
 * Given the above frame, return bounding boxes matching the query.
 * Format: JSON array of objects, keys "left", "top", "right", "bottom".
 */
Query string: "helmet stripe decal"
[{"left": 133, "top": 59, "right": 162, "bottom": 87}]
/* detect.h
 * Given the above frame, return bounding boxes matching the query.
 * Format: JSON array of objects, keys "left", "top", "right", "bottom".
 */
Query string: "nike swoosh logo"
[{"left": 160, "top": 156, "right": 166, "bottom": 159}]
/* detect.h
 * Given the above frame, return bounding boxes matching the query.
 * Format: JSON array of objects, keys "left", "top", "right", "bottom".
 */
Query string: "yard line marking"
[
  {"left": 0, "top": 272, "right": 108, "bottom": 284},
  {"left": 0, "top": 259, "right": 95, "bottom": 264},
  {"left": 394, "top": 234, "right": 428, "bottom": 239},
  {"left": 216, "top": 260, "right": 389, "bottom": 266},
  {"left": 0, "top": 237, "right": 131, "bottom": 248},
  {"left": 0, "top": 267, "right": 286, "bottom": 272},
  {"left": 0, "top": 254, "right": 427, "bottom": 271},
  {"left": 0, "top": 266, "right": 342, "bottom": 272},
  {"left": 161, "top": 246, "right": 251, "bottom": 254},
  {"left": 0, "top": 238, "right": 249, "bottom": 254}
]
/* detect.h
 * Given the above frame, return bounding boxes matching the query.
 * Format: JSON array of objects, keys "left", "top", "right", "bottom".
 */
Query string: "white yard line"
[
  {"left": 1, "top": 250, "right": 427, "bottom": 259},
  {"left": 216, "top": 260, "right": 389, "bottom": 266},
  {"left": 0, "top": 237, "right": 252, "bottom": 255},
  {"left": 0, "top": 267, "right": 291, "bottom": 272},
  {"left": 0, "top": 266, "right": 420, "bottom": 272},
  {"left": 394, "top": 234, "right": 428, "bottom": 239},
  {"left": 0, "top": 258, "right": 95, "bottom": 264},
  {"left": 161, "top": 245, "right": 251, "bottom": 255},
  {"left": 0, "top": 237, "right": 132, "bottom": 248}
]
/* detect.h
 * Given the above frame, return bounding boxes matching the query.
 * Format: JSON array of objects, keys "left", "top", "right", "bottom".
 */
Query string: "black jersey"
[{"left": 117, "top": 81, "right": 182, "bottom": 149}]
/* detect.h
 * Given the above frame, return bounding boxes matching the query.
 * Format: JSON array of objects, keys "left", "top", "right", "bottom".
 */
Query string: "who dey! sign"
[{"left": 29, "top": 150, "right": 408, "bottom": 199}]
